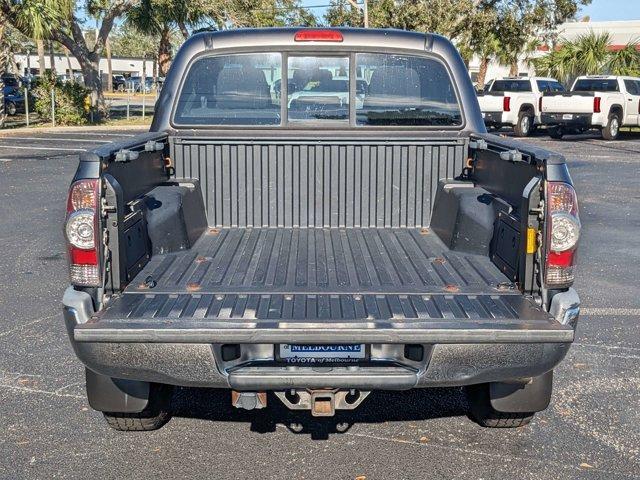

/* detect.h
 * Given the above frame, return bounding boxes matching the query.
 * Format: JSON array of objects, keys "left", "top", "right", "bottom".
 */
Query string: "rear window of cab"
[{"left": 172, "top": 52, "right": 463, "bottom": 128}]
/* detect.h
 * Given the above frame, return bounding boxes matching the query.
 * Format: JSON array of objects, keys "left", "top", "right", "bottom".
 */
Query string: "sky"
[
  {"left": 579, "top": 0, "right": 640, "bottom": 21},
  {"left": 298, "top": 0, "right": 640, "bottom": 22}
]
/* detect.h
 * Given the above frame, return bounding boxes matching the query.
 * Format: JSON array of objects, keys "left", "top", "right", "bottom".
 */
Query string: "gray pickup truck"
[{"left": 62, "top": 28, "right": 581, "bottom": 431}]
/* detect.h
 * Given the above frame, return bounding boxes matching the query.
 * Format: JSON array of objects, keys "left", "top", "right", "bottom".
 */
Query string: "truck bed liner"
[
  {"left": 79, "top": 228, "right": 573, "bottom": 344},
  {"left": 125, "top": 227, "right": 510, "bottom": 295}
]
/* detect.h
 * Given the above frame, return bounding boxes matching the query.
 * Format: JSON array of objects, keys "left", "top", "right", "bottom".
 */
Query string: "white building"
[
  {"left": 12, "top": 53, "right": 156, "bottom": 78},
  {"left": 468, "top": 19, "right": 640, "bottom": 84}
]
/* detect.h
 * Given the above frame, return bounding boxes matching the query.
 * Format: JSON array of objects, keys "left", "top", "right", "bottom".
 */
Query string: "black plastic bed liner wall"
[{"left": 125, "top": 227, "right": 511, "bottom": 296}]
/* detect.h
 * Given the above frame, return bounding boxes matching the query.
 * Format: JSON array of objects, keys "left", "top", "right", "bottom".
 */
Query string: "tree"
[
  {"left": 490, "top": 0, "right": 591, "bottom": 76},
  {"left": 608, "top": 43, "right": 640, "bottom": 77},
  {"left": 110, "top": 24, "right": 158, "bottom": 58},
  {"left": 1, "top": 0, "right": 72, "bottom": 76},
  {"left": 533, "top": 32, "right": 640, "bottom": 83},
  {"left": 212, "top": 0, "right": 317, "bottom": 28},
  {"left": 367, "top": 0, "right": 475, "bottom": 39},
  {"left": 325, "top": 0, "right": 363, "bottom": 27},
  {"left": 126, "top": 0, "right": 207, "bottom": 77},
  {"left": 2, "top": 0, "right": 141, "bottom": 116}
]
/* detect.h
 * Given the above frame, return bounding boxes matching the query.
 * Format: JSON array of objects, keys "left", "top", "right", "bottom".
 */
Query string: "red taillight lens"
[
  {"left": 545, "top": 182, "right": 580, "bottom": 288},
  {"left": 294, "top": 30, "right": 344, "bottom": 42},
  {"left": 503, "top": 96, "right": 511, "bottom": 112},
  {"left": 65, "top": 179, "right": 100, "bottom": 286},
  {"left": 594, "top": 97, "right": 601, "bottom": 113}
]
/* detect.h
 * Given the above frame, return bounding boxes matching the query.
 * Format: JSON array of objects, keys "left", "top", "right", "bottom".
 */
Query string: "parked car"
[
  {"left": 2, "top": 74, "right": 21, "bottom": 93},
  {"left": 541, "top": 75, "right": 640, "bottom": 140},
  {"left": 3, "top": 89, "right": 32, "bottom": 115},
  {"left": 62, "top": 28, "right": 581, "bottom": 432},
  {"left": 112, "top": 74, "right": 126, "bottom": 92},
  {"left": 478, "top": 77, "right": 565, "bottom": 137},
  {"left": 1, "top": 74, "right": 31, "bottom": 115}
]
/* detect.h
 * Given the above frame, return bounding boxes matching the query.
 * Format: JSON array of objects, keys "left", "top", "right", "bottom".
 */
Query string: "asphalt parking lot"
[{"left": 0, "top": 127, "right": 639, "bottom": 479}]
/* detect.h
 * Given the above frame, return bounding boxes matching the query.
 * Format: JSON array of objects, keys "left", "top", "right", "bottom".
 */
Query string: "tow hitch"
[{"left": 275, "top": 389, "right": 370, "bottom": 417}]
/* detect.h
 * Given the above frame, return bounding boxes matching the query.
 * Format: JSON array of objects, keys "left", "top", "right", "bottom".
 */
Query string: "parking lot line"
[
  {"left": 0, "top": 136, "right": 110, "bottom": 143},
  {"left": 45, "top": 132, "right": 137, "bottom": 137},
  {"left": 0, "top": 145, "right": 86, "bottom": 152},
  {"left": 581, "top": 307, "right": 640, "bottom": 316}
]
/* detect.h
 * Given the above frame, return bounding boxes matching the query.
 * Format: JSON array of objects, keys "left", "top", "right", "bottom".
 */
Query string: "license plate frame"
[{"left": 277, "top": 344, "right": 368, "bottom": 364}]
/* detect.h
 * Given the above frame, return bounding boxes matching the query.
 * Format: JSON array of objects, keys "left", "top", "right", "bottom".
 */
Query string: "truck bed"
[{"left": 82, "top": 227, "right": 571, "bottom": 345}]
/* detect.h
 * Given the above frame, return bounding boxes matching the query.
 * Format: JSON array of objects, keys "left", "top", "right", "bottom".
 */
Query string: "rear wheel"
[
  {"left": 548, "top": 126, "right": 564, "bottom": 139},
  {"left": 6, "top": 101, "right": 17, "bottom": 116},
  {"left": 466, "top": 383, "right": 535, "bottom": 428},
  {"left": 514, "top": 112, "right": 533, "bottom": 137},
  {"left": 601, "top": 114, "right": 620, "bottom": 140},
  {"left": 103, "top": 383, "right": 174, "bottom": 431}
]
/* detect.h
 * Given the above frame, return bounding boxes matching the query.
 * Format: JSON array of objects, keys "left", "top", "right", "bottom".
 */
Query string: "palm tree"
[
  {"left": 2, "top": 0, "right": 72, "bottom": 78},
  {"left": 534, "top": 32, "right": 640, "bottom": 85},
  {"left": 608, "top": 42, "right": 640, "bottom": 77},
  {"left": 572, "top": 32, "right": 611, "bottom": 75}
]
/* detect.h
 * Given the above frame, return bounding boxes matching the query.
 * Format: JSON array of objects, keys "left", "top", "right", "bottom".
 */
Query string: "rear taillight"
[
  {"left": 503, "top": 97, "right": 511, "bottom": 112},
  {"left": 594, "top": 97, "right": 601, "bottom": 113},
  {"left": 539, "top": 96, "right": 543, "bottom": 112},
  {"left": 65, "top": 179, "right": 101, "bottom": 286},
  {"left": 545, "top": 182, "right": 580, "bottom": 288}
]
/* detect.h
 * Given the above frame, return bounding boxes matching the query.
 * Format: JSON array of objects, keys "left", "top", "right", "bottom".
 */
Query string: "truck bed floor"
[{"left": 127, "top": 228, "right": 510, "bottom": 296}]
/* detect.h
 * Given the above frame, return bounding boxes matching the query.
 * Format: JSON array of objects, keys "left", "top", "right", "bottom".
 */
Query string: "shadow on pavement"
[{"left": 171, "top": 386, "right": 470, "bottom": 439}]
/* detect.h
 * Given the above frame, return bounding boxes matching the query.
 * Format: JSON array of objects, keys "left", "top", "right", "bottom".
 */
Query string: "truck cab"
[
  {"left": 62, "top": 28, "right": 581, "bottom": 431},
  {"left": 541, "top": 75, "right": 640, "bottom": 140},
  {"left": 478, "top": 77, "right": 565, "bottom": 137}
]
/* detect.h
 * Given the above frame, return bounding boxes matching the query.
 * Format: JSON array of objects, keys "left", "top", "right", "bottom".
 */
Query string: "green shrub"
[{"left": 32, "top": 76, "right": 91, "bottom": 126}]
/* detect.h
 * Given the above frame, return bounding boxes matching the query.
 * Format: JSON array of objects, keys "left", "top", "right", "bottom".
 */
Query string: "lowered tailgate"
[{"left": 75, "top": 228, "right": 573, "bottom": 345}]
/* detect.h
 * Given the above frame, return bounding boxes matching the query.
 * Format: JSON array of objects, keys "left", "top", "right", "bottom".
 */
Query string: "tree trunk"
[
  {"left": 48, "top": 41, "right": 56, "bottom": 75},
  {"left": 76, "top": 52, "right": 107, "bottom": 118},
  {"left": 177, "top": 21, "right": 189, "bottom": 39},
  {"left": 65, "top": 48, "right": 73, "bottom": 78},
  {"left": 477, "top": 57, "right": 490, "bottom": 90},
  {"left": 105, "top": 37, "right": 113, "bottom": 92},
  {"left": 158, "top": 24, "right": 172, "bottom": 77},
  {"left": 37, "top": 39, "right": 46, "bottom": 76},
  {"left": 509, "top": 61, "right": 519, "bottom": 77}
]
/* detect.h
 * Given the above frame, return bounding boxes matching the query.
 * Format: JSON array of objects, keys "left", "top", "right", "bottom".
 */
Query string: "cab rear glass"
[
  {"left": 172, "top": 51, "right": 463, "bottom": 128},
  {"left": 491, "top": 80, "right": 532, "bottom": 92},
  {"left": 573, "top": 79, "right": 619, "bottom": 92}
]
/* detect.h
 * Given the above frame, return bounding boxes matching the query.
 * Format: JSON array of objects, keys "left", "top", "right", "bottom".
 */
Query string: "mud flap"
[
  {"left": 85, "top": 368, "right": 150, "bottom": 413},
  {"left": 489, "top": 370, "right": 553, "bottom": 413}
]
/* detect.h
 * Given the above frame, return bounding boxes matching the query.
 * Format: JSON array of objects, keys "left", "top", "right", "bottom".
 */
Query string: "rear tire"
[
  {"left": 514, "top": 112, "right": 533, "bottom": 137},
  {"left": 103, "top": 383, "right": 174, "bottom": 431},
  {"left": 601, "top": 114, "right": 621, "bottom": 140},
  {"left": 466, "top": 384, "right": 535, "bottom": 428},
  {"left": 6, "top": 101, "right": 17, "bottom": 116},
  {"left": 548, "top": 126, "right": 564, "bottom": 139}
]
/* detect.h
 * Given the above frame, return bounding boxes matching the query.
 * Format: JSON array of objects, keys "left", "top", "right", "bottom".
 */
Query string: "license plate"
[
  {"left": 279, "top": 344, "right": 366, "bottom": 363},
  {"left": 562, "top": 114, "right": 574, "bottom": 120}
]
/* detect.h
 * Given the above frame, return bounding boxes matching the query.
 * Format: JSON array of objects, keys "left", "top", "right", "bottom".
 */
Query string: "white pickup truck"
[
  {"left": 478, "top": 77, "right": 565, "bottom": 137},
  {"left": 541, "top": 75, "right": 640, "bottom": 140}
]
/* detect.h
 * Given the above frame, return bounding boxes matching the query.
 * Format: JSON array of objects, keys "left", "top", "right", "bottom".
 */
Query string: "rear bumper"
[
  {"left": 63, "top": 287, "right": 577, "bottom": 390},
  {"left": 541, "top": 113, "right": 593, "bottom": 128}
]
